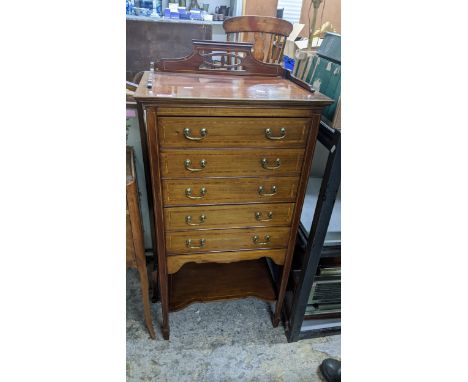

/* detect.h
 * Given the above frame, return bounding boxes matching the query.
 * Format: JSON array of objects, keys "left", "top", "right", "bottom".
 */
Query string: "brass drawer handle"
[
  {"left": 253, "top": 235, "right": 271, "bottom": 245},
  {"left": 265, "top": 128, "right": 286, "bottom": 140},
  {"left": 261, "top": 158, "right": 281, "bottom": 170},
  {"left": 185, "top": 187, "right": 207, "bottom": 199},
  {"left": 255, "top": 211, "right": 273, "bottom": 222},
  {"left": 186, "top": 238, "right": 206, "bottom": 249},
  {"left": 258, "top": 185, "right": 277, "bottom": 196},
  {"left": 184, "top": 159, "right": 207, "bottom": 172},
  {"left": 185, "top": 214, "right": 206, "bottom": 226},
  {"left": 184, "top": 128, "right": 207, "bottom": 141}
]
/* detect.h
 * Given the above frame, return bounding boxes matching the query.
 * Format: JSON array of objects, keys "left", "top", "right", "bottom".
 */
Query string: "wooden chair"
[{"left": 223, "top": 16, "right": 293, "bottom": 64}]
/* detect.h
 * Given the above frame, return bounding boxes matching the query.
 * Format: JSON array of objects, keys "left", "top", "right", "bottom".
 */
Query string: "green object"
[
  {"left": 317, "top": 32, "right": 341, "bottom": 63},
  {"left": 310, "top": 58, "right": 340, "bottom": 121},
  {"left": 294, "top": 33, "right": 341, "bottom": 122}
]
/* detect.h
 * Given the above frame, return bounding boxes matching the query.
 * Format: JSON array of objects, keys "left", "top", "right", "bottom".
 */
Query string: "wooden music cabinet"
[{"left": 134, "top": 41, "right": 332, "bottom": 340}]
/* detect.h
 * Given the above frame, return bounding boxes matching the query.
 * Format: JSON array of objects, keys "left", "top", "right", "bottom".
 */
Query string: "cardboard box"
[
  {"left": 284, "top": 23, "right": 305, "bottom": 58},
  {"left": 284, "top": 24, "right": 323, "bottom": 59}
]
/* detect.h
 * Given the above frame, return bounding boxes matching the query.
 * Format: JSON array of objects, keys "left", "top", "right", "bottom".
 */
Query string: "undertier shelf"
[{"left": 168, "top": 259, "right": 277, "bottom": 312}]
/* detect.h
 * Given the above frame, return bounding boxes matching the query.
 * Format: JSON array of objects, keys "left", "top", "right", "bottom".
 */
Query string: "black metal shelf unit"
[{"left": 284, "top": 120, "right": 341, "bottom": 342}]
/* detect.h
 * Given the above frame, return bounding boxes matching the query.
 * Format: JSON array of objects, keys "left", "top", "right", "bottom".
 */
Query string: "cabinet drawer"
[
  {"left": 160, "top": 148, "right": 304, "bottom": 178},
  {"left": 166, "top": 227, "right": 291, "bottom": 254},
  {"left": 157, "top": 117, "right": 311, "bottom": 148},
  {"left": 162, "top": 176, "right": 299, "bottom": 206},
  {"left": 164, "top": 203, "right": 295, "bottom": 231}
]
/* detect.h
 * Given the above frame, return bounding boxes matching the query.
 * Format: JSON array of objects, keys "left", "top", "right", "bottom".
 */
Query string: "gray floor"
[{"left": 127, "top": 269, "right": 341, "bottom": 381}]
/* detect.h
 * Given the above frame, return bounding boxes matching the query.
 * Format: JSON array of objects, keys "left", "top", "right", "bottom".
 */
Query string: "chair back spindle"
[{"left": 223, "top": 16, "right": 293, "bottom": 65}]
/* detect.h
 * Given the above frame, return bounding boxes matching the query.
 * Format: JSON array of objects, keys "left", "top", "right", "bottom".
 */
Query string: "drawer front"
[
  {"left": 166, "top": 226, "right": 291, "bottom": 254},
  {"left": 160, "top": 148, "right": 304, "bottom": 178},
  {"left": 162, "top": 177, "right": 299, "bottom": 206},
  {"left": 164, "top": 203, "right": 295, "bottom": 231},
  {"left": 158, "top": 117, "right": 311, "bottom": 148}
]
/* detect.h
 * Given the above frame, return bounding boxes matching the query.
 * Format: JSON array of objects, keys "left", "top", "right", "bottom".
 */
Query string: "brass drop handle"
[
  {"left": 255, "top": 211, "right": 273, "bottom": 222},
  {"left": 185, "top": 187, "right": 207, "bottom": 199},
  {"left": 184, "top": 128, "right": 208, "bottom": 141},
  {"left": 185, "top": 214, "right": 206, "bottom": 226},
  {"left": 261, "top": 158, "right": 281, "bottom": 170},
  {"left": 265, "top": 127, "right": 286, "bottom": 140},
  {"left": 186, "top": 238, "right": 206, "bottom": 249},
  {"left": 184, "top": 159, "right": 207, "bottom": 172},
  {"left": 253, "top": 235, "right": 271, "bottom": 245},
  {"left": 258, "top": 185, "right": 277, "bottom": 196}
]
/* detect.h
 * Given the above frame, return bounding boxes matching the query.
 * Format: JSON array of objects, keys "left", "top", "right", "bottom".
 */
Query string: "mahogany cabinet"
[{"left": 134, "top": 41, "right": 332, "bottom": 339}]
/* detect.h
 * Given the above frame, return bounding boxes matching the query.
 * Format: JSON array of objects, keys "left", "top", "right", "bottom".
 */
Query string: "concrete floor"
[{"left": 127, "top": 269, "right": 341, "bottom": 381}]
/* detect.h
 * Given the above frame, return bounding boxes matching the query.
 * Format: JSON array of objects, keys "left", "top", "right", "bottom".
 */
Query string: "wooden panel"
[
  {"left": 164, "top": 202, "right": 295, "bottom": 231},
  {"left": 243, "top": 0, "right": 278, "bottom": 17},
  {"left": 167, "top": 249, "right": 286, "bottom": 274},
  {"left": 156, "top": 107, "right": 316, "bottom": 117},
  {"left": 166, "top": 226, "right": 290, "bottom": 254},
  {"left": 162, "top": 176, "right": 300, "bottom": 206},
  {"left": 160, "top": 148, "right": 305, "bottom": 178},
  {"left": 126, "top": 206, "right": 137, "bottom": 269},
  {"left": 223, "top": 16, "right": 292, "bottom": 35},
  {"left": 146, "top": 108, "right": 171, "bottom": 339},
  {"left": 155, "top": 40, "right": 284, "bottom": 77},
  {"left": 158, "top": 117, "right": 310, "bottom": 148},
  {"left": 126, "top": 146, "right": 156, "bottom": 339},
  {"left": 168, "top": 260, "right": 276, "bottom": 311}
]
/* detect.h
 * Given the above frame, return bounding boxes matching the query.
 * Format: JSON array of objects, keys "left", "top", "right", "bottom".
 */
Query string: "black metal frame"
[{"left": 285, "top": 119, "right": 341, "bottom": 342}]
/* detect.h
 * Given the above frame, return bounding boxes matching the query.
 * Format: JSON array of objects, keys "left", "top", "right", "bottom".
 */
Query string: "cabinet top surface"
[{"left": 134, "top": 71, "right": 332, "bottom": 106}]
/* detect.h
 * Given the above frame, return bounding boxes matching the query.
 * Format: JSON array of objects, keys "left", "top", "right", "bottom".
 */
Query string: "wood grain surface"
[
  {"left": 134, "top": 72, "right": 332, "bottom": 106},
  {"left": 160, "top": 148, "right": 304, "bottom": 178},
  {"left": 156, "top": 107, "right": 317, "bottom": 118},
  {"left": 166, "top": 226, "right": 291, "bottom": 254},
  {"left": 168, "top": 260, "right": 277, "bottom": 311},
  {"left": 162, "top": 176, "right": 300, "bottom": 206},
  {"left": 126, "top": 147, "right": 156, "bottom": 339},
  {"left": 166, "top": 249, "right": 287, "bottom": 274},
  {"left": 223, "top": 15, "right": 292, "bottom": 35},
  {"left": 164, "top": 202, "right": 295, "bottom": 231},
  {"left": 158, "top": 117, "right": 310, "bottom": 148},
  {"left": 126, "top": 203, "right": 137, "bottom": 268}
]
